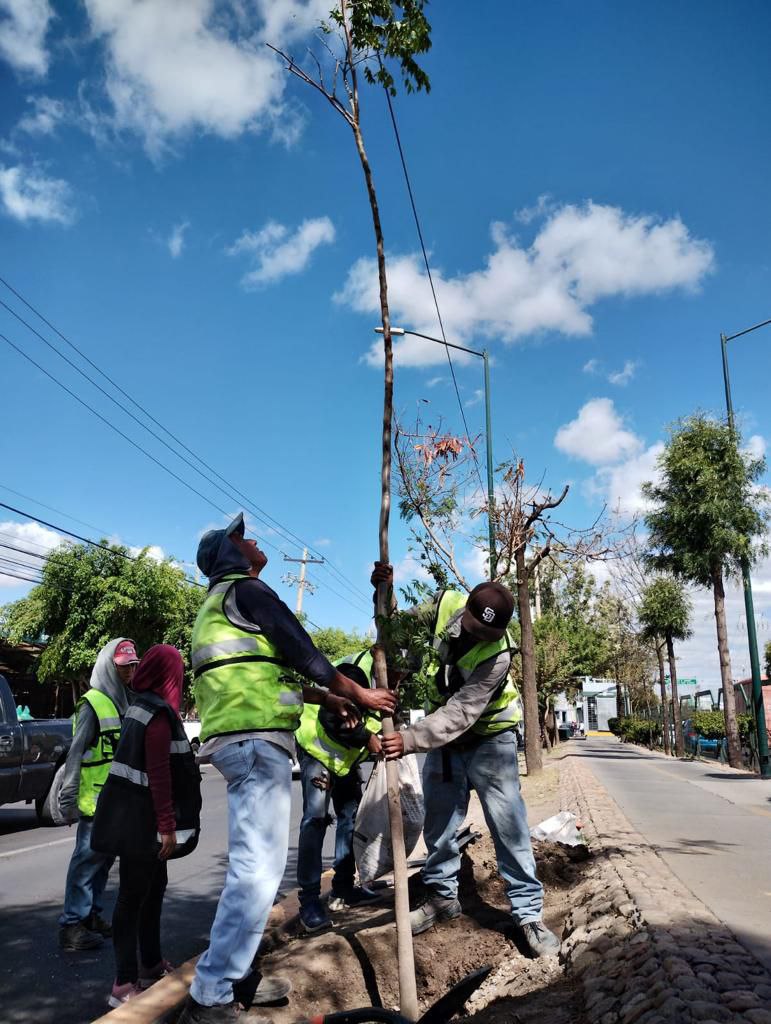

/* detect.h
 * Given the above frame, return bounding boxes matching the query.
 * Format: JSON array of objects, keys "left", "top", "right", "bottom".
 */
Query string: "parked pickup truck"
[{"left": 0, "top": 674, "right": 72, "bottom": 824}]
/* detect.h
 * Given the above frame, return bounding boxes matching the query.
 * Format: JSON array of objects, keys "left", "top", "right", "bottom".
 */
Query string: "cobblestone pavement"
[{"left": 559, "top": 752, "right": 771, "bottom": 1024}]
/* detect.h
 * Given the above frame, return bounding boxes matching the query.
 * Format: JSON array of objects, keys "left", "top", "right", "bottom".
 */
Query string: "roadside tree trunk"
[
  {"left": 516, "top": 545, "right": 542, "bottom": 775},
  {"left": 656, "top": 640, "right": 672, "bottom": 755},
  {"left": 711, "top": 566, "right": 742, "bottom": 767},
  {"left": 665, "top": 630, "right": 685, "bottom": 757}
]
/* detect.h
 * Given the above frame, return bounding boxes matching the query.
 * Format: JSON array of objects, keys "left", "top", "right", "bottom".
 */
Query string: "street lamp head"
[{"left": 373, "top": 326, "right": 406, "bottom": 335}]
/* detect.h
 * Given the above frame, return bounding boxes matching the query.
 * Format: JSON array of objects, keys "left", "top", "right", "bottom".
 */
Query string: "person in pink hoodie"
[{"left": 92, "top": 645, "right": 201, "bottom": 1008}]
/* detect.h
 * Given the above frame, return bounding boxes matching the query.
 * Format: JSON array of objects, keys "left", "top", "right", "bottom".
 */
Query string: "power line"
[
  {"left": 381, "top": 84, "right": 487, "bottom": 496},
  {"left": 0, "top": 499, "right": 205, "bottom": 589},
  {"left": 0, "top": 275, "right": 371, "bottom": 604},
  {"left": 0, "top": 498, "right": 373, "bottom": 617},
  {"left": 0, "top": 483, "right": 111, "bottom": 537}
]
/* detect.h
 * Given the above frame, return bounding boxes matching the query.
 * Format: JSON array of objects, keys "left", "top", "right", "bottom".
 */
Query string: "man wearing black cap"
[
  {"left": 373, "top": 564, "right": 559, "bottom": 958},
  {"left": 180, "top": 516, "right": 397, "bottom": 1024}
]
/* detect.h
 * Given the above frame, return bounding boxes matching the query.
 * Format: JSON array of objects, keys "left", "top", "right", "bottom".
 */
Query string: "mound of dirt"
[{"left": 254, "top": 825, "right": 589, "bottom": 1022}]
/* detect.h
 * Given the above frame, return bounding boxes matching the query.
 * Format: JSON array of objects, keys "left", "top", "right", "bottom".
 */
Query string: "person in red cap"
[
  {"left": 373, "top": 564, "right": 560, "bottom": 959},
  {"left": 57, "top": 637, "right": 139, "bottom": 951}
]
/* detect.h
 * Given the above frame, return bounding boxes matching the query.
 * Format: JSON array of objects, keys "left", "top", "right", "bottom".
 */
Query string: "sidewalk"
[{"left": 570, "top": 737, "right": 771, "bottom": 972}]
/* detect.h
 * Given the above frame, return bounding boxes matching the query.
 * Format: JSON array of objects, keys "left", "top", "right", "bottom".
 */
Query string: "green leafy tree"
[
  {"left": 643, "top": 414, "right": 769, "bottom": 767},
  {"left": 639, "top": 576, "right": 692, "bottom": 757},
  {"left": 308, "top": 626, "right": 373, "bottom": 663},
  {"left": 0, "top": 542, "right": 204, "bottom": 703},
  {"left": 764, "top": 639, "right": 771, "bottom": 680}
]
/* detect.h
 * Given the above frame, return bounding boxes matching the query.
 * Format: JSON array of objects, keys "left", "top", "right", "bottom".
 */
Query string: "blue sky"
[{"left": 1, "top": 0, "right": 770, "bottom": 688}]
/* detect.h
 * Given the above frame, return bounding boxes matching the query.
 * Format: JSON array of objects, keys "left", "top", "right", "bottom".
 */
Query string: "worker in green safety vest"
[
  {"left": 181, "top": 513, "right": 397, "bottom": 1024},
  {"left": 57, "top": 637, "right": 139, "bottom": 952},
  {"left": 374, "top": 563, "right": 560, "bottom": 959},
  {"left": 295, "top": 652, "right": 386, "bottom": 933}
]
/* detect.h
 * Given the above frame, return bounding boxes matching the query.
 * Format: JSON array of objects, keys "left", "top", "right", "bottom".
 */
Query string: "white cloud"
[
  {"left": 594, "top": 442, "right": 664, "bottom": 516},
  {"left": 313, "top": 537, "right": 331, "bottom": 548},
  {"left": 81, "top": 0, "right": 327, "bottom": 156},
  {"left": 392, "top": 552, "right": 431, "bottom": 588},
  {"left": 17, "top": 94, "right": 65, "bottom": 135},
  {"left": 0, "top": 164, "right": 75, "bottom": 224},
  {"left": 465, "top": 388, "right": 484, "bottom": 408},
  {"left": 426, "top": 376, "right": 446, "bottom": 388},
  {"left": 582, "top": 358, "right": 600, "bottom": 375},
  {"left": 555, "top": 398, "right": 643, "bottom": 466},
  {"left": 607, "top": 359, "right": 639, "bottom": 386},
  {"left": 514, "top": 193, "right": 555, "bottom": 225},
  {"left": 0, "top": 520, "right": 63, "bottom": 588},
  {"left": 743, "top": 434, "right": 766, "bottom": 461},
  {"left": 0, "top": 0, "right": 52, "bottom": 76},
  {"left": 167, "top": 220, "right": 189, "bottom": 258},
  {"left": 228, "top": 216, "right": 335, "bottom": 288},
  {"left": 128, "top": 544, "right": 165, "bottom": 562},
  {"left": 336, "top": 201, "right": 715, "bottom": 368}
]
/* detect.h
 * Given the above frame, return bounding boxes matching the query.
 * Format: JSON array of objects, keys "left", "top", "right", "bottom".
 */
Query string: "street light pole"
[
  {"left": 720, "top": 321, "right": 771, "bottom": 778},
  {"left": 375, "top": 326, "right": 497, "bottom": 577}
]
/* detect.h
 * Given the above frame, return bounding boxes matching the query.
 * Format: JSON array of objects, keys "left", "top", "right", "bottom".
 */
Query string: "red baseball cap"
[{"left": 113, "top": 640, "right": 139, "bottom": 666}]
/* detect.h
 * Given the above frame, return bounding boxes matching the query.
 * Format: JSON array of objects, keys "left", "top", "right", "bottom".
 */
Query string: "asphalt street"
[
  {"left": 0, "top": 765, "right": 337, "bottom": 1024},
  {"left": 573, "top": 738, "right": 771, "bottom": 971}
]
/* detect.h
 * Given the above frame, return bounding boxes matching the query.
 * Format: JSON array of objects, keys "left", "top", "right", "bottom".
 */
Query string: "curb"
[{"left": 559, "top": 753, "right": 771, "bottom": 1023}]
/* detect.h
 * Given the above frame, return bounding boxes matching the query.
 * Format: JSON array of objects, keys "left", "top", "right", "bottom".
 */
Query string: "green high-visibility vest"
[
  {"left": 295, "top": 649, "right": 380, "bottom": 777},
  {"left": 191, "top": 573, "right": 303, "bottom": 742},
  {"left": 76, "top": 689, "right": 122, "bottom": 817},
  {"left": 424, "top": 590, "right": 522, "bottom": 737}
]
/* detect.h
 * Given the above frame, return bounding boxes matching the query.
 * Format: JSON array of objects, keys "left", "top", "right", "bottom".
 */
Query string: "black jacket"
[{"left": 91, "top": 692, "right": 202, "bottom": 859}]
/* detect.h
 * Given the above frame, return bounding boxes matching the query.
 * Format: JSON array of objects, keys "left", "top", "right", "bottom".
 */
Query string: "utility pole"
[
  {"left": 720, "top": 323, "right": 771, "bottom": 778},
  {"left": 283, "top": 549, "right": 323, "bottom": 615}
]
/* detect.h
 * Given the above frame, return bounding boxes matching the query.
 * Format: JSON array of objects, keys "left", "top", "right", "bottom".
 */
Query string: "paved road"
[
  {"left": 572, "top": 737, "right": 771, "bottom": 971},
  {"left": 0, "top": 766, "right": 338, "bottom": 1024}
]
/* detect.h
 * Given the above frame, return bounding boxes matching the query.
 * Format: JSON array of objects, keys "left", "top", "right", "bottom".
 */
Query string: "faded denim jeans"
[
  {"left": 421, "top": 730, "right": 543, "bottom": 924},
  {"left": 295, "top": 749, "right": 361, "bottom": 907},
  {"left": 59, "top": 817, "right": 114, "bottom": 926},
  {"left": 190, "top": 739, "right": 292, "bottom": 1007}
]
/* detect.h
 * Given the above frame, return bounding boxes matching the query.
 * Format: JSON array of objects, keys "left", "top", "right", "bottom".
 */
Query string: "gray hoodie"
[{"left": 58, "top": 637, "right": 133, "bottom": 822}]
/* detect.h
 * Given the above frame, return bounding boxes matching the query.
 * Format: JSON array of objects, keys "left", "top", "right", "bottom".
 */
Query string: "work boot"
[
  {"left": 328, "top": 885, "right": 382, "bottom": 912},
  {"left": 253, "top": 975, "right": 291, "bottom": 1006},
  {"left": 59, "top": 922, "right": 102, "bottom": 951},
  {"left": 409, "top": 894, "right": 461, "bottom": 935},
  {"left": 107, "top": 981, "right": 141, "bottom": 1009},
  {"left": 520, "top": 920, "right": 561, "bottom": 957},
  {"left": 177, "top": 996, "right": 240, "bottom": 1024},
  {"left": 85, "top": 911, "right": 112, "bottom": 938},
  {"left": 299, "top": 898, "right": 330, "bottom": 933},
  {"left": 233, "top": 970, "right": 291, "bottom": 1008}
]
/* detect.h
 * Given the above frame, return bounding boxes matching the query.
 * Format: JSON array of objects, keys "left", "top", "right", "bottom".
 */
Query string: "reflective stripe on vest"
[
  {"left": 76, "top": 689, "right": 122, "bottom": 817},
  {"left": 191, "top": 573, "right": 303, "bottom": 741},
  {"left": 424, "top": 589, "right": 521, "bottom": 737},
  {"left": 295, "top": 702, "right": 368, "bottom": 778}
]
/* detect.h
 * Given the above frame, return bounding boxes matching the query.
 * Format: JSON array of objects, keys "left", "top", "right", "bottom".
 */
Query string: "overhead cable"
[
  {"left": 381, "top": 84, "right": 487, "bottom": 496},
  {"left": 0, "top": 275, "right": 370, "bottom": 604}
]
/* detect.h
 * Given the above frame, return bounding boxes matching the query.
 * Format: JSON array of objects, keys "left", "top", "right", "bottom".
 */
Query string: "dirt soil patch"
[{"left": 253, "top": 760, "right": 587, "bottom": 1022}]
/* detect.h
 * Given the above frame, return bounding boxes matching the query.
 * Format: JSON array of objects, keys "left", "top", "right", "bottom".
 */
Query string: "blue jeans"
[
  {"left": 59, "top": 817, "right": 114, "bottom": 926},
  {"left": 191, "top": 739, "right": 292, "bottom": 1007},
  {"left": 422, "top": 731, "right": 543, "bottom": 924},
  {"left": 296, "top": 750, "right": 361, "bottom": 907}
]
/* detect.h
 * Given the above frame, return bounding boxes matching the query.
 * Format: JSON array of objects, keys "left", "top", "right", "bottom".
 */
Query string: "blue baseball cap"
[{"left": 196, "top": 513, "right": 245, "bottom": 577}]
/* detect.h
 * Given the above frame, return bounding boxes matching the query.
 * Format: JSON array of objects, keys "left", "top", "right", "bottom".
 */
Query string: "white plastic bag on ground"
[
  {"left": 529, "top": 810, "right": 584, "bottom": 847},
  {"left": 353, "top": 755, "right": 425, "bottom": 883}
]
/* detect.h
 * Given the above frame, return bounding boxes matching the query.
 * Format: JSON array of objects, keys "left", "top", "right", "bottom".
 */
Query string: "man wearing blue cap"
[{"left": 180, "top": 514, "right": 396, "bottom": 1024}]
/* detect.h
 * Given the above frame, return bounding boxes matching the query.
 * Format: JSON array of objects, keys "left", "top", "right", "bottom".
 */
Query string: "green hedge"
[
  {"left": 613, "top": 716, "right": 661, "bottom": 745},
  {"left": 691, "top": 709, "right": 755, "bottom": 742}
]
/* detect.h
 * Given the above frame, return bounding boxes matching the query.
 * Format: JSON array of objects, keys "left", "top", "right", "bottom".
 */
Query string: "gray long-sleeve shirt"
[{"left": 398, "top": 601, "right": 513, "bottom": 755}]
